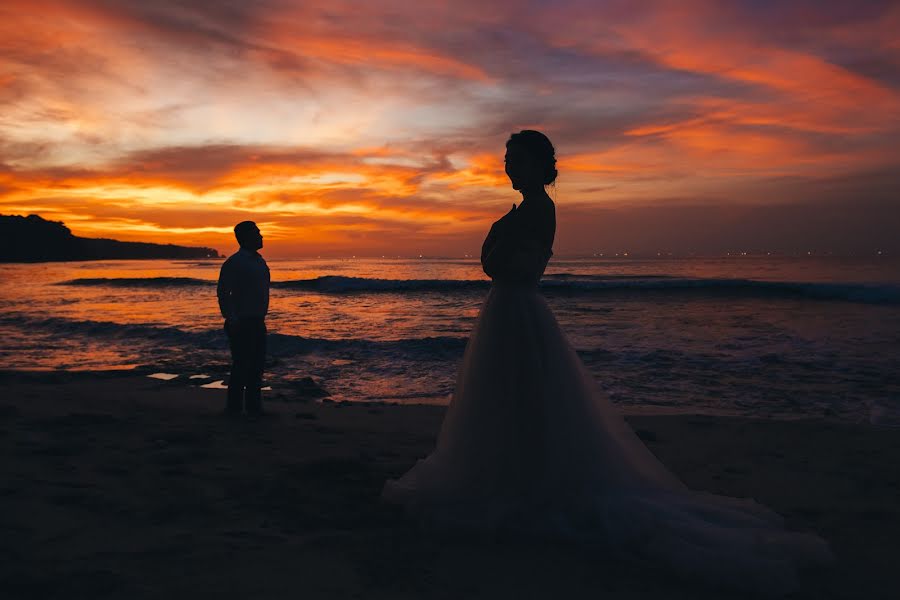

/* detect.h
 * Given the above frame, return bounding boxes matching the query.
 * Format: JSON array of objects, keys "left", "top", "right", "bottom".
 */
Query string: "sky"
[{"left": 1, "top": 0, "right": 899, "bottom": 257}]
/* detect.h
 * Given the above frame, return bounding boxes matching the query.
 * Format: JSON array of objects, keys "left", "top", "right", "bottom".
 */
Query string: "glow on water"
[{"left": 0, "top": 257, "right": 898, "bottom": 424}]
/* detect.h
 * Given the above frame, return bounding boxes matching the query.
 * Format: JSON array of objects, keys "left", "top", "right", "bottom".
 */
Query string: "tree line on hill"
[{"left": 0, "top": 214, "right": 221, "bottom": 262}]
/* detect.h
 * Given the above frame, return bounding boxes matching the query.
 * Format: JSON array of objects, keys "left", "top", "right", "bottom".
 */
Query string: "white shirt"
[{"left": 217, "top": 248, "right": 270, "bottom": 319}]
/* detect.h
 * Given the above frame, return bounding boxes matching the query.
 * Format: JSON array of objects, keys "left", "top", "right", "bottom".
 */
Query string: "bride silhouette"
[{"left": 383, "top": 130, "right": 832, "bottom": 594}]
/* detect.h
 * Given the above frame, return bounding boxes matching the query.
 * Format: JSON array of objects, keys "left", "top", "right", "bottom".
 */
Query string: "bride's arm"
[
  {"left": 481, "top": 206, "right": 516, "bottom": 277},
  {"left": 482, "top": 236, "right": 550, "bottom": 280},
  {"left": 480, "top": 225, "right": 501, "bottom": 277}
]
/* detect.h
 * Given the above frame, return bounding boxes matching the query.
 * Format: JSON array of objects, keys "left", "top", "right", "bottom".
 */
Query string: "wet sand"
[{"left": 0, "top": 371, "right": 897, "bottom": 599}]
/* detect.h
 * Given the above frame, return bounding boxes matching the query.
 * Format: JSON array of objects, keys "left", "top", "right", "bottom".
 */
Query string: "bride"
[{"left": 383, "top": 130, "right": 832, "bottom": 595}]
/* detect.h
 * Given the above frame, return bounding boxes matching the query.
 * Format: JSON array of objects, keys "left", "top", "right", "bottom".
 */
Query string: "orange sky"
[{"left": 1, "top": 0, "right": 899, "bottom": 256}]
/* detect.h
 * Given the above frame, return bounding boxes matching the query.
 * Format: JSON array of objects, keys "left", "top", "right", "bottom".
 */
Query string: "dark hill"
[{"left": 0, "top": 214, "right": 221, "bottom": 262}]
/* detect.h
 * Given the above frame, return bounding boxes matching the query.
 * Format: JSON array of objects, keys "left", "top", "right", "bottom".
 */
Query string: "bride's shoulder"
[{"left": 535, "top": 198, "right": 556, "bottom": 226}]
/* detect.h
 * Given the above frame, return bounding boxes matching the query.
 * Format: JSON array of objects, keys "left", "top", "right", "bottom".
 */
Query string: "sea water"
[{"left": 1, "top": 256, "right": 898, "bottom": 424}]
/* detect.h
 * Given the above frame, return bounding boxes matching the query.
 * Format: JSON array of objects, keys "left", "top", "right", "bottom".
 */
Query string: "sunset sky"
[{"left": 1, "top": 0, "right": 899, "bottom": 257}]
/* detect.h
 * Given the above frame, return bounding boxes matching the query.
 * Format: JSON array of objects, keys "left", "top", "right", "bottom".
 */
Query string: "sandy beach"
[{"left": 0, "top": 370, "right": 897, "bottom": 599}]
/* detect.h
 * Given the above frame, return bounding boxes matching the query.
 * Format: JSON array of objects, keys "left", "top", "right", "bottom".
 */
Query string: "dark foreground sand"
[{"left": 0, "top": 371, "right": 897, "bottom": 599}]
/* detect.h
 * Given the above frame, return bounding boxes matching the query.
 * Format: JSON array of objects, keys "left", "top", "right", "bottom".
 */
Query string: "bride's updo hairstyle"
[{"left": 507, "top": 130, "right": 558, "bottom": 186}]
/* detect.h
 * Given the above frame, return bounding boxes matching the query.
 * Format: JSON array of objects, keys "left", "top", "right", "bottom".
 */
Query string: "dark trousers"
[{"left": 225, "top": 318, "right": 267, "bottom": 413}]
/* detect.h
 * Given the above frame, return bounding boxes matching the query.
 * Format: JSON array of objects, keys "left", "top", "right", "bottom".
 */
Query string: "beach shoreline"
[{"left": 1, "top": 371, "right": 897, "bottom": 599}]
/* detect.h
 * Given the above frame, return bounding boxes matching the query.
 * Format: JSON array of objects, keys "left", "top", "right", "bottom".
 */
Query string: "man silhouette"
[{"left": 217, "top": 221, "right": 270, "bottom": 418}]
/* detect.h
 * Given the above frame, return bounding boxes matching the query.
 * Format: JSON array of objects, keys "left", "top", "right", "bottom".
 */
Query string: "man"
[{"left": 217, "top": 221, "right": 270, "bottom": 417}]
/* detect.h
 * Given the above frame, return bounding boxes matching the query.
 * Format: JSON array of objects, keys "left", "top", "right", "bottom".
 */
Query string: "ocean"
[{"left": 1, "top": 256, "right": 898, "bottom": 425}]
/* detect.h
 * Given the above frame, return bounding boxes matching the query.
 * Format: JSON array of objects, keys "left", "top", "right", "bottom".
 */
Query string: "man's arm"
[{"left": 217, "top": 259, "right": 238, "bottom": 321}]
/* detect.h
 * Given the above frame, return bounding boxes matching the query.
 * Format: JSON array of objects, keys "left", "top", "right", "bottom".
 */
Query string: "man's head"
[{"left": 234, "top": 221, "right": 263, "bottom": 251}]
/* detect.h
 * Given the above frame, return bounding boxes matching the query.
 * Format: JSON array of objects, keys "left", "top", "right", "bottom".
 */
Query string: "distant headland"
[{"left": 0, "top": 214, "right": 222, "bottom": 262}]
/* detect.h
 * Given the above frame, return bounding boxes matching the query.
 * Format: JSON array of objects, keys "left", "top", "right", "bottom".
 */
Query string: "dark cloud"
[
  {"left": 557, "top": 198, "right": 900, "bottom": 256},
  {"left": 557, "top": 168, "right": 900, "bottom": 255},
  {"left": 1, "top": 0, "right": 899, "bottom": 255}
]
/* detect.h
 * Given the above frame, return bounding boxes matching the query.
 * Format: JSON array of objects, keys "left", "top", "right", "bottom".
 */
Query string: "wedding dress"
[{"left": 383, "top": 200, "right": 832, "bottom": 595}]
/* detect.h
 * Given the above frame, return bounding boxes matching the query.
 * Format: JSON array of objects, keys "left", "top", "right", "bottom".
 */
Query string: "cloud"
[
  {"left": 0, "top": 141, "right": 504, "bottom": 254},
  {"left": 0, "top": 0, "right": 898, "bottom": 255}
]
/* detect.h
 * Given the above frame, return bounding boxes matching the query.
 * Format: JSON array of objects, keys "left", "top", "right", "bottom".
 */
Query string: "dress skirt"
[{"left": 384, "top": 283, "right": 832, "bottom": 595}]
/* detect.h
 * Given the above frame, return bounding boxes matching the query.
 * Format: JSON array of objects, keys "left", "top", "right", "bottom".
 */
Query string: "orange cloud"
[
  {"left": 608, "top": 2, "right": 900, "bottom": 131},
  {"left": 266, "top": 34, "right": 490, "bottom": 82},
  {"left": 0, "top": 142, "right": 506, "bottom": 256},
  {"left": 2, "top": 1, "right": 899, "bottom": 255}
]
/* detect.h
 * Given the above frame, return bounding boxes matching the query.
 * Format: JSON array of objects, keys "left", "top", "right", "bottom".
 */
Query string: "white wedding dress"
[{"left": 383, "top": 201, "right": 832, "bottom": 595}]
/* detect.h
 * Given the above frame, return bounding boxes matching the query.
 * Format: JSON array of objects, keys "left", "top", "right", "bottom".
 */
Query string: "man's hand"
[{"left": 225, "top": 317, "right": 240, "bottom": 333}]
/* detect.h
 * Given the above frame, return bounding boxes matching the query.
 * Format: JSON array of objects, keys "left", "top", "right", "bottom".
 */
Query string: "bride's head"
[{"left": 504, "top": 130, "right": 557, "bottom": 192}]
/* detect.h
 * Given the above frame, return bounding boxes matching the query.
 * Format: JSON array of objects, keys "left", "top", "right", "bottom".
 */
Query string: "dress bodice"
[{"left": 481, "top": 202, "right": 555, "bottom": 286}]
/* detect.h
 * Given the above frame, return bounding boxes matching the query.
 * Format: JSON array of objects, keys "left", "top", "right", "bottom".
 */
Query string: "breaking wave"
[{"left": 57, "top": 275, "right": 900, "bottom": 304}]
